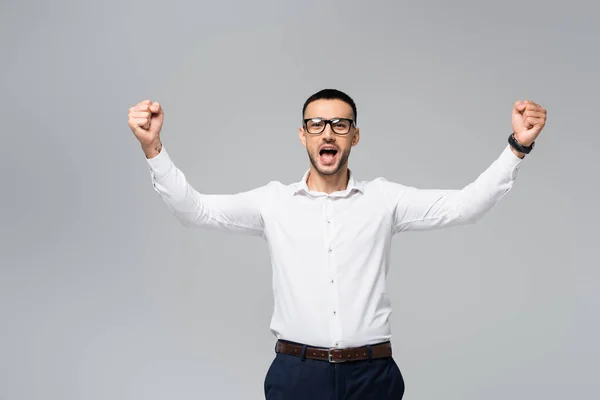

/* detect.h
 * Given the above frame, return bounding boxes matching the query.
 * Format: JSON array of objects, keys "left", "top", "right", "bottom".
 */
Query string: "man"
[{"left": 127, "top": 89, "right": 547, "bottom": 399}]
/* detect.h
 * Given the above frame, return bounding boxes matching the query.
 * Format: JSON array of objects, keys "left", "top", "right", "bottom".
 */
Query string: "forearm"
[
  {"left": 393, "top": 144, "right": 523, "bottom": 231},
  {"left": 142, "top": 139, "right": 163, "bottom": 159},
  {"left": 145, "top": 146, "right": 265, "bottom": 235},
  {"left": 510, "top": 146, "right": 526, "bottom": 159},
  {"left": 445, "top": 144, "right": 523, "bottom": 223},
  {"left": 147, "top": 146, "right": 205, "bottom": 226}
]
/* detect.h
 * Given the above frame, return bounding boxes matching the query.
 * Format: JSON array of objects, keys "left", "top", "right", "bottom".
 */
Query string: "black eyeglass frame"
[{"left": 302, "top": 118, "right": 356, "bottom": 135}]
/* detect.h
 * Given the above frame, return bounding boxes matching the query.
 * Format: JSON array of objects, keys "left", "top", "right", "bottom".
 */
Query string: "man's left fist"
[{"left": 512, "top": 100, "right": 547, "bottom": 146}]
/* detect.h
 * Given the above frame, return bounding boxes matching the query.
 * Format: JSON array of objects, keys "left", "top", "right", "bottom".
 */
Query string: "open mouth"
[{"left": 319, "top": 147, "right": 338, "bottom": 165}]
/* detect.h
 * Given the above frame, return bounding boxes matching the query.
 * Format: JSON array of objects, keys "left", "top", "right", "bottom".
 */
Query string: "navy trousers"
[{"left": 264, "top": 342, "right": 405, "bottom": 399}]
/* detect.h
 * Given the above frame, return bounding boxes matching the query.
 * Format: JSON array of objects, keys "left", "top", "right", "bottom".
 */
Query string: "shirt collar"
[{"left": 292, "top": 169, "right": 364, "bottom": 197}]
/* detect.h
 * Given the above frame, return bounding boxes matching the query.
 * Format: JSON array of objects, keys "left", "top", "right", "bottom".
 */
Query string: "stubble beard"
[{"left": 307, "top": 147, "right": 351, "bottom": 176}]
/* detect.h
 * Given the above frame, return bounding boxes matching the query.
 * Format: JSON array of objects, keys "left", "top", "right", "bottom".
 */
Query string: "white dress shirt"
[{"left": 146, "top": 144, "right": 523, "bottom": 349}]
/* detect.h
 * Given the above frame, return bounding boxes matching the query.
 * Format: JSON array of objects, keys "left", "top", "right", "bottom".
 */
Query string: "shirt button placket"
[{"left": 326, "top": 195, "right": 339, "bottom": 347}]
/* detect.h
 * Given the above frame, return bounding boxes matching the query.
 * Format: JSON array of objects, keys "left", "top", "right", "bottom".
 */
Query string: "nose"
[{"left": 322, "top": 124, "right": 335, "bottom": 141}]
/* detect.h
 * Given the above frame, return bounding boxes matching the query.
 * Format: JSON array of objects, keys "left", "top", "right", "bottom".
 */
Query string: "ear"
[
  {"left": 351, "top": 127, "right": 360, "bottom": 147},
  {"left": 298, "top": 126, "right": 307, "bottom": 147}
]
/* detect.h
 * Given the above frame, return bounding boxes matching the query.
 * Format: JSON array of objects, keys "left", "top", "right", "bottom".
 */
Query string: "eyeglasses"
[{"left": 303, "top": 118, "right": 355, "bottom": 135}]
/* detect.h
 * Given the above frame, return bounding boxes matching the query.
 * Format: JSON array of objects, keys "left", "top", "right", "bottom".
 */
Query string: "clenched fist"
[
  {"left": 512, "top": 100, "right": 547, "bottom": 147},
  {"left": 128, "top": 100, "right": 164, "bottom": 158}
]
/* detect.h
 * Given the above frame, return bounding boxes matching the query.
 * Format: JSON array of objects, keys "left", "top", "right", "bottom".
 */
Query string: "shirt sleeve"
[
  {"left": 383, "top": 144, "right": 524, "bottom": 233},
  {"left": 145, "top": 145, "right": 266, "bottom": 236}
]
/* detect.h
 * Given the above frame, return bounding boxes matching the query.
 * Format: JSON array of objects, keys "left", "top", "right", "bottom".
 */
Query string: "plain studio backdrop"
[{"left": 1, "top": 0, "right": 598, "bottom": 399}]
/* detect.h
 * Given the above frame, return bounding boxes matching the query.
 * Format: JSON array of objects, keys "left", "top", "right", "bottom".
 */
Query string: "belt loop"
[
  {"left": 367, "top": 345, "right": 373, "bottom": 362},
  {"left": 300, "top": 344, "right": 308, "bottom": 362}
]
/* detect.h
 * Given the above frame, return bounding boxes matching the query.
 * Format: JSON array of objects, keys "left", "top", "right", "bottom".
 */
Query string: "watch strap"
[{"left": 508, "top": 132, "right": 534, "bottom": 154}]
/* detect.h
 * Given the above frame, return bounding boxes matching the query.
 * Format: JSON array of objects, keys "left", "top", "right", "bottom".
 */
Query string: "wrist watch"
[{"left": 508, "top": 132, "right": 534, "bottom": 154}]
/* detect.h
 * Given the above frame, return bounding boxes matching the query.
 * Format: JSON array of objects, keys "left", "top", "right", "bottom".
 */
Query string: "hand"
[
  {"left": 128, "top": 100, "right": 164, "bottom": 148},
  {"left": 511, "top": 100, "right": 547, "bottom": 147}
]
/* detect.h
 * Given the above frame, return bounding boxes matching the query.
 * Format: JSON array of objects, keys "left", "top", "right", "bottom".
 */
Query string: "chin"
[
  {"left": 308, "top": 149, "right": 349, "bottom": 176},
  {"left": 314, "top": 156, "right": 348, "bottom": 176},
  {"left": 315, "top": 163, "right": 341, "bottom": 175}
]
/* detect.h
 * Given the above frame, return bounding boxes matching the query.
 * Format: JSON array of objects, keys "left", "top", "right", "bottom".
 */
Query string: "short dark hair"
[{"left": 302, "top": 88, "right": 358, "bottom": 123}]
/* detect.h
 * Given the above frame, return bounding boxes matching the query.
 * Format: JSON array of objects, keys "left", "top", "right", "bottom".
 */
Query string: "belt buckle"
[{"left": 328, "top": 348, "right": 344, "bottom": 363}]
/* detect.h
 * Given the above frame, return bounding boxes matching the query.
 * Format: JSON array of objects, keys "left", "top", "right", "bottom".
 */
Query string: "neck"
[{"left": 306, "top": 165, "right": 350, "bottom": 194}]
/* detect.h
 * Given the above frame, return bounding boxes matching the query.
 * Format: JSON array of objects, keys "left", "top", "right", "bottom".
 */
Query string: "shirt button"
[
  {"left": 328, "top": 248, "right": 332, "bottom": 252},
  {"left": 333, "top": 311, "right": 336, "bottom": 315},
  {"left": 331, "top": 279, "right": 334, "bottom": 283},
  {"left": 327, "top": 220, "right": 331, "bottom": 224}
]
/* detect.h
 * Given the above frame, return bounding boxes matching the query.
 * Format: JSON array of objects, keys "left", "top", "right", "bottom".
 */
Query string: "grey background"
[{"left": 1, "top": 0, "right": 598, "bottom": 399}]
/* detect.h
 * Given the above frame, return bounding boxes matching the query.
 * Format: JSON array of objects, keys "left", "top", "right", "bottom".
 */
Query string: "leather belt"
[{"left": 275, "top": 340, "right": 392, "bottom": 363}]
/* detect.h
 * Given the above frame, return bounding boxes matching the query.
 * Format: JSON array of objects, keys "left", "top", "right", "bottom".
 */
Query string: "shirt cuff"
[
  {"left": 498, "top": 144, "right": 524, "bottom": 179},
  {"left": 501, "top": 143, "right": 525, "bottom": 163},
  {"left": 146, "top": 145, "right": 174, "bottom": 180}
]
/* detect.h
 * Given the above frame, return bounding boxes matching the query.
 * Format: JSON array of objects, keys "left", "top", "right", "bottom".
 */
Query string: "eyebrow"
[{"left": 305, "top": 117, "right": 353, "bottom": 120}]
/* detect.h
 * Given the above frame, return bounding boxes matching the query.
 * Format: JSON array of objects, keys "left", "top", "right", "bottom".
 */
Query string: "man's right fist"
[{"left": 128, "top": 100, "right": 164, "bottom": 147}]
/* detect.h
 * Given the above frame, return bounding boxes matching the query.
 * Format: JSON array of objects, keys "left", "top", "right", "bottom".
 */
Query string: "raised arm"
[
  {"left": 128, "top": 100, "right": 266, "bottom": 236},
  {"left": 385, "top": 144, "right": 522, "bottom": 233},
  {"left": 386, "top": 99, "right": 547, "bottom": 233}
]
